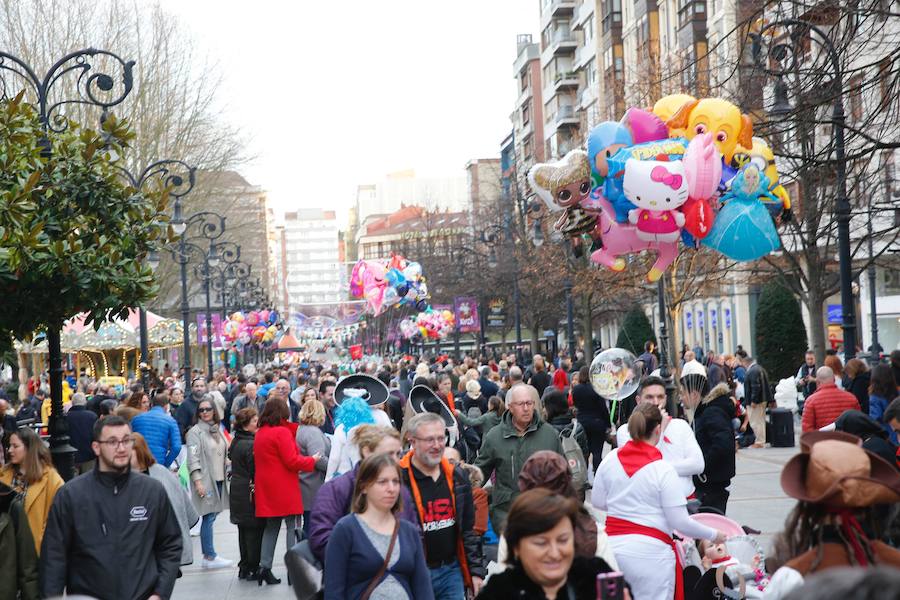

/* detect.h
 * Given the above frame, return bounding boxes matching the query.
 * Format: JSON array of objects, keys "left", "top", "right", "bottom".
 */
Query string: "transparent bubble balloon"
[{"left": 589, "top": 348, "right": 641, "bottom": 401}]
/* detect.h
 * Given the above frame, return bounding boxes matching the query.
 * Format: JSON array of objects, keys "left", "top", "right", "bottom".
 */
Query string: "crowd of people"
[{"left": 0, "top": 346, "right": 898, "bottom": 600}]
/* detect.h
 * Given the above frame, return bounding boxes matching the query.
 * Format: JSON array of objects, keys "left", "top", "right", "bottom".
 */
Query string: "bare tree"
[{"left": 0, "top": 0, "right": 251, "bottom": 317}]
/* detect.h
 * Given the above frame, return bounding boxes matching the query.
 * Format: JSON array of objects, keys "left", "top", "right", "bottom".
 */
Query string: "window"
[
  {"left": 879, "top": 57, "right": 893, "bottom": 106},
  {"left": 522, "top": 103, "right": 531, "bottom": 125},
  {"left": 848, "top": 74, "right": 863, "bottom": 122},
  {"left": 520, "top": 70, "right": 530, "bottom": 92},
  {"left": 584, "top": 16, "right": 594, "bottom": 43},
  {"left": 585, "top": 58, "right": 597, "bottom": 87},
  {"left": 523, "top": 138, "right": 533, "bottom": 160}
]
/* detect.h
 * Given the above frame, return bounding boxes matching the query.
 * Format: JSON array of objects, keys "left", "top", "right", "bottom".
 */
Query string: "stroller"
[{"left": 675, "top": 513, "right": 769, "bottom": 600}]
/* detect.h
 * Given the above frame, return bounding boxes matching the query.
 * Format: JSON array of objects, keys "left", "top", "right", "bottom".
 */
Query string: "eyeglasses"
[
  {"left": 97, "top": 438, "right": 134, "bottom": 449},
  {"left": 509, "top": 401, "right": 535, "bottom": 408},
  {"left": 198, "top": 407, "right": 214, "bottom": 413},
  {"left": 413, "top": 435, "right": 446, "bottom": 446}
]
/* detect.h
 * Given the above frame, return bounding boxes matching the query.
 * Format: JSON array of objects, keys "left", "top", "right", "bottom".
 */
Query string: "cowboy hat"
[
  {"left": 799, "top": 430, "right": 862, "bottom": 454},
  {"left": 781, "top": 438, "right": 900, "bottom": 508},
  {"left": 334, "top": 374, "right": 389, "bottom": 406},
  {"left": 408, "top": 384, "right": 455, "bottom": 428}
]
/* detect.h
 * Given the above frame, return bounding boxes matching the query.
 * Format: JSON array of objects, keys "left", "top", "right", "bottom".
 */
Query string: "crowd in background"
[{"left": 0, "top": 346, "right": 898, "bottom": 599}]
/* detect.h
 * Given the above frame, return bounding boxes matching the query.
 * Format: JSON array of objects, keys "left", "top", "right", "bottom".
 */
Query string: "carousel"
[{"left": 15, "top": 309, "right": 194, "bottom": 385}]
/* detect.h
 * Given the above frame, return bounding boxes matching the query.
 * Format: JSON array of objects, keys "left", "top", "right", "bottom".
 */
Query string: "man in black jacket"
[
  {"left": 687, "top": 380, "right": 737, "bottom": 514},
  {"left": 175, "top": 377, "right": 207, "bottom": 440},
  {"left": 40, "top": 416, "right": 182, "bottom": 600},
  {"left": 400, "top": 411, "right": 485, "bottom": 598},
  {"left": 742, "top": 355, "right": 774, "bottom": 448}
]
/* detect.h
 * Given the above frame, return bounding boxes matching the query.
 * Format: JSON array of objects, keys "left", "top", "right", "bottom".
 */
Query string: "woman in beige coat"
[{"left": 186, "top": 397, "right": 232, "bottom": 569}]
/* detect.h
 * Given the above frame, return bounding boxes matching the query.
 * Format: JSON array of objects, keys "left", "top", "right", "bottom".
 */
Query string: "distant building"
[
  {"left": 282, "top": 209, "right": 342, "bottom": 310},
  {"left": 512, "top": 33, "right": 546, "bottom": 194},
  {"left": 465, "top": 158, "right": 502, "bottom": 218},
  {"left": 355, "top": 171, "right": 468, "bottom": 223},
  {"left": 356, "top": 205, "right": 470, "bottom": 262}
]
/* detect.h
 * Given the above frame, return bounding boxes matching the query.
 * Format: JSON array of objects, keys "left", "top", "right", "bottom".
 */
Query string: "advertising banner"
[{"left": 453, "top": 297, "right": 481, "bottom": 333}]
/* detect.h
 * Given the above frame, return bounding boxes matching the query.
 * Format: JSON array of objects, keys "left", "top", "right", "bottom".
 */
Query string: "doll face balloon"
[{"left": 527, "top": 150, "right": 593, "bottom": 212}]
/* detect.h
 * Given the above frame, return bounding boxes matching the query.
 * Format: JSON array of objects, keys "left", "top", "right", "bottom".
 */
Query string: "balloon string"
[{"left": 610, "top": 399, "right": 619, "bottom": 424}]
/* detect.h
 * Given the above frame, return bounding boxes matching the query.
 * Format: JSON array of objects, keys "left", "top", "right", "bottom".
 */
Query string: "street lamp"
[
  {"left": 752, "top": 19, "right": 857, "bottom": 358},
  {"left": 196, "top": 241, "right": 240, "bottom": 377},
  {"left": 0, "top": 48, "right": 134, "bottom": 481},
  {"left": 117, "top": 159, "right": 196, "bottom": 390},
  {"left": 563, "top": 278, "right": 575, "bottom": 358},
  {"left": 156, "top": 210, "right": 227, "bottom": 384}
]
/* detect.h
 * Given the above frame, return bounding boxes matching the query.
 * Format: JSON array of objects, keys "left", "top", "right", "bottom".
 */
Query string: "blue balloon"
[{"left": 703, "top": 165, "right": 780, "bottom": 261}]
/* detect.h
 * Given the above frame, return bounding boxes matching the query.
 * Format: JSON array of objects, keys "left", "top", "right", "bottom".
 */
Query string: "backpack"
[{"left": 560, "top": 419, "right": 588, "bottom": 491}]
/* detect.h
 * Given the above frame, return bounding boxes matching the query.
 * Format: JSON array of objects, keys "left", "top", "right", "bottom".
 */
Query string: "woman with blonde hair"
[
  {"left": 0, "top": 426, "right": 64, "bottom": 554},
  {"left": 130, "top": 432, "right": 199, "bottom": 567},
  {"left": 296, "top": 399, "right": 331, "bottom": 537}
]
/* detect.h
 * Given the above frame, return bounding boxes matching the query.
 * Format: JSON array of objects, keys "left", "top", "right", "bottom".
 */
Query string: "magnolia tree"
[{"left": 0, "top": 94, "right": 167, "bottom": 353}]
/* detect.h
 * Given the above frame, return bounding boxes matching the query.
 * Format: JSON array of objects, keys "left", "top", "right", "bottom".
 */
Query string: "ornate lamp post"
[
  {"left": 1, "top": 48, "right": 134, "bottom": 480},
  {"left": 751, "top": 19, "right": 857, "bottom": 358},
  {"left": 122, "top": 160, "right": 196, "bottom": 389},
  {"left": 195, "top": 242, "right": 241, "bottom": 377},
  {"left": 149, "top": 210, "right": 226, "bottom": 384}
]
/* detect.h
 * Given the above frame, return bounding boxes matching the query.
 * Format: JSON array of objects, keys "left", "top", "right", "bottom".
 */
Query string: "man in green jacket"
[{"left": 474, "top": 384, "right": 563, "bottom": 532}]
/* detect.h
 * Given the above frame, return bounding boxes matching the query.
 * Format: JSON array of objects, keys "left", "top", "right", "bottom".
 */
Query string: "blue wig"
[{"left": 335, "top": 396, "right": 375, "bottom": 431}]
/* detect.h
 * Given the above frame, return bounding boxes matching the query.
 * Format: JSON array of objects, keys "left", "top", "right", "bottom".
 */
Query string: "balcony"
[
  {"left": 554, "top": 71, "right": 580, "bottom": 91},
  {"left": 550, "top": 29, "right": 578, "bottom": 56},
  {"left": 547, "top": 0, "right": 576, "bottom": 18},
  {"left": 556, "top": 104, "right": 580, "bottom": 126},
  {"left": 572, "top": 0, "right": 594, "bottom": 29}
]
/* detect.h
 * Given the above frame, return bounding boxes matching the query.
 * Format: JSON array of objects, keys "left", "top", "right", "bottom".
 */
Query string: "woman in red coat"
[{"left": 253, "top": 398, "right": 319, "bottom": 585}]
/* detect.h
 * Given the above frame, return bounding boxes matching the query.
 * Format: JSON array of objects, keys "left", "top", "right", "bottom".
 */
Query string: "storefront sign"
[
  {"left": 487, "top": 297, "right": 506, "bottom": 328},
  {"left": 827, "top": 304, "right": 843, "bottom": 324}
]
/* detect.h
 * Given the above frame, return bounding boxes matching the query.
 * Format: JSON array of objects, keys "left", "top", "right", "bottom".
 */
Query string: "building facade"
[{"left": 282, "top": 209, "right": 343, "bottom": 310}]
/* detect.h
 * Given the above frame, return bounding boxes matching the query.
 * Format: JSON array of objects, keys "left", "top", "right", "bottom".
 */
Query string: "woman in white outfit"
[{"left": 592, "top": 403, "right": 727, "bottom": 600}]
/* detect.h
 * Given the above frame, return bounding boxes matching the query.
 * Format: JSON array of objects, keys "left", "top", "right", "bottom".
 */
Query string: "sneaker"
[
  {"left": 202, "top": 556, "right": 234, "bottom": 569},
  {"left": 190, "top": 522, "right": 201, "bottom": 537}
]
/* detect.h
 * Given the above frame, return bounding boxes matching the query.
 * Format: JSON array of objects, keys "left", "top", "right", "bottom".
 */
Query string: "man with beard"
[
  {"left": 175, "top": 377, "right": 209, "bottom": 441},
  {"left": 39, "top": 416, "right": 182, "bottom": 600},
  {"left": 399, "top": 412, "right": 484, "bottom": 598}
]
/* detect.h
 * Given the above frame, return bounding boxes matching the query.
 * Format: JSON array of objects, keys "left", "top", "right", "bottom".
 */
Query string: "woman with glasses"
[
  {"left": 186, "top": 397, "right": 232, "bottom": 569},
  {"left": 0, "top": 426, "right": 64, "bottom": 554}
]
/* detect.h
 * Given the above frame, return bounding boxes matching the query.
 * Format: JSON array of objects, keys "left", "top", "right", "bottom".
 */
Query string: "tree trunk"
[
  {"left": 17, "top": 351, "right": 28, "bottom": 404},
  {"left": 807, "top": 291, "right": 828, "bottom": 365},
  {"left": 531, "top": 324, "right": 540, "bottom": 356}
]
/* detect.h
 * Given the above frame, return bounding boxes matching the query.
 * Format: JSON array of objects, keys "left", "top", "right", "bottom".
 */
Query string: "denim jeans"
[
  {"left": 200, "top": 481, "right": 223, "bottom": 559},
  {"left": 429, "top": 560, "right": 465, "bottom": 600}
]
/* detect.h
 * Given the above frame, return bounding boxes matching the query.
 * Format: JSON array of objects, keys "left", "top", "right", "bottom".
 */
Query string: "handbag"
[
  {"left": 359, "top": 518, "right": 400, "bottom": 600},
  {"left": 284, "top": 531, "right": 323, "bottom": 600}
]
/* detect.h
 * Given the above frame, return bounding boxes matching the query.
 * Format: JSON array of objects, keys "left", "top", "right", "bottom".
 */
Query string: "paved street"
[{"left": 171, "top": 443, "right": 799, "bottom": 599}]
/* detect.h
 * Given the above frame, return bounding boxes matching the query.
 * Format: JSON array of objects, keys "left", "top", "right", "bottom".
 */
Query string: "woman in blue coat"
[{"left": 324, "top": 453, "right": 433, "bottom": 600}]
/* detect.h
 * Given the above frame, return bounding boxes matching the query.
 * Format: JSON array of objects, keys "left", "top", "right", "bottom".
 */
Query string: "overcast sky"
[{"left": 158, "top": 0, "right": 540, "bottom": 217}]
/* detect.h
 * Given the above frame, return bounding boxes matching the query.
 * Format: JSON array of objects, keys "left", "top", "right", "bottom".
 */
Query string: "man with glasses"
[
  {"left": 399, "top": 412, "right": 485, "bottom": 598},
  {"left": 474, "top": 384, "right": 562, "bottom": 533},
  {"left": 40, "top": 416, "right": 182, "bottom": 600}
]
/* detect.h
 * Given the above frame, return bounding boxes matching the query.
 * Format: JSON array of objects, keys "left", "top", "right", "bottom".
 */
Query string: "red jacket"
[
  {"left": 253, "top": 422, "right": 316, "bottom": 517},
  {"left": 801, "top": 383, "right": 860, "bottom": 432}
]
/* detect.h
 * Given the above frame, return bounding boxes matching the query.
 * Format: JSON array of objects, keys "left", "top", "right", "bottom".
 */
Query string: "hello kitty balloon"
[{"left": 623, "top": 159, "right": 688, "bottom": 243}]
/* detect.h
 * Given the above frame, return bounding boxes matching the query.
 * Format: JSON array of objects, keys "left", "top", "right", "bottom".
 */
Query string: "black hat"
[
  {"left": 408, "top": 384, "right": 456, "bottom": 428},
  {"left": 334, "top": 374, "right": 389, "bottom": 406}
]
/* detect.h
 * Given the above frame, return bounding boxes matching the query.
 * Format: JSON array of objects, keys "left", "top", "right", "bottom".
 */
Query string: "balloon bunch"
[
  {"left": 350, "top": 253, "right": 429, "bottom": 316},
  {"left": 528, "top": 95, "right": 789, "bottom": 283},
  {"left": 222, "top": 309, "right": 281, "bottom": 349},
  {"left": 399, "top": 308, "right": 455, "bottom": 340}
]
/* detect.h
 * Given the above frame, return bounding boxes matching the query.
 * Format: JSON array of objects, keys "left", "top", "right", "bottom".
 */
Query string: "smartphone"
[{"left": 596, "top": 571, "right": 625, "bottom": 600}]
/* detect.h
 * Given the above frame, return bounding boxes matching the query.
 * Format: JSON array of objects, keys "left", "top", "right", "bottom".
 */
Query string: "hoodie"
[{"left": 692, "top": 383, "right": 737, "bottom": 483}]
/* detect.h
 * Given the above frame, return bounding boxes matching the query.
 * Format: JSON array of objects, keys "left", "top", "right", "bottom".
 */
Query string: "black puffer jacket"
[
  {"left": 692, "top": 383, "right": 737, "bottom": 483},
  {"left": 476, "top": 556, "right": 615, "bottom": 599},
  {"left": 228, "top": 429, "right": 261, "bottom": 526}
]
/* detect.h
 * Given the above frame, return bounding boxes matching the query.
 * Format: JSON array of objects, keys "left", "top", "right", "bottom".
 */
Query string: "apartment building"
[
  {"left": 282, "top": 209, "right": 343, "bottom": 310},
  {"left": 511, "top": 33, "right": 546, "bottom": 198}
]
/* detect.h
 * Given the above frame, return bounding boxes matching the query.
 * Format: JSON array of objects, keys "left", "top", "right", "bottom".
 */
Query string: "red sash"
[{"left": 606, "top": 515, "right": 684, "bottom": 600}]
